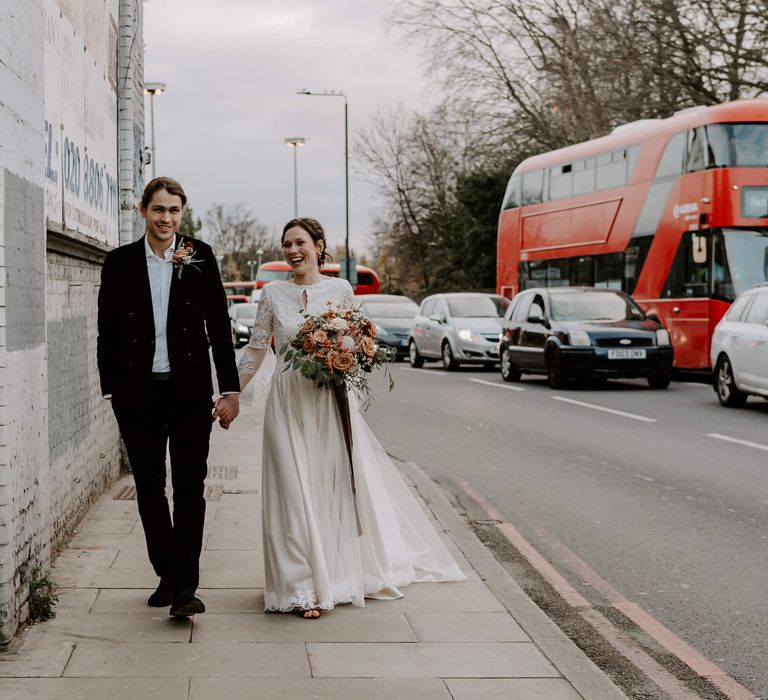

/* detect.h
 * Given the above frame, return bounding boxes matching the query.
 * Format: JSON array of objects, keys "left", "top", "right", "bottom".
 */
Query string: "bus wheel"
[
  {"left": 442, "top": 342, "right": 459, "bottom": 371},
  {"left": 546, "top": 348, "right": 568, "bottom": 389},
  {"left": 408, "top": 340, "right": 424, "bottom": 368},
  {"left": 500, "top": 348, "right": 521, "bottom": 382},
  {"left": 647, "top": 367, "right": 672, "bottom": 389},
  {"left": 715, "top": 356, "right": 747, "bottom": 407}
]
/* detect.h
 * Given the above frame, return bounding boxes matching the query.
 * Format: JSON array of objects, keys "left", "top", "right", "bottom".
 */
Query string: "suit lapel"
[{"left": 133, "top": 236, "right": 155, "bottom": 336}]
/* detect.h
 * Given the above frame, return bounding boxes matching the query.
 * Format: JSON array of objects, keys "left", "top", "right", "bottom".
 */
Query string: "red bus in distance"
[
  {"left": 254, "top": 261, "right": 381, "bottom": 295},
  {"left": 497, "top": 100, "right": 768, "bottom": 371}
]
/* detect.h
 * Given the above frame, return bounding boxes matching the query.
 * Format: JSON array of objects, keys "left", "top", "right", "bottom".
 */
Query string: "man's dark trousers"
[{"left": 113, "top": 378, "right": 212, "bottom": 591}]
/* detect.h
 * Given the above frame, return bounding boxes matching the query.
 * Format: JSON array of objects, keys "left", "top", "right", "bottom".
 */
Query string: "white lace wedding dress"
[{"left": 238, "top": 277, "right": 465, "bottom": 612}]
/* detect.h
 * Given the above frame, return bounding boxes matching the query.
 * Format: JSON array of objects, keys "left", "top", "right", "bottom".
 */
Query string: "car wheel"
[
  {"left": 546, "top": 348, "right": 568, "bottom": 389},
  {"left": 408, "top": 340, "right": 424, "bottom": 368},
  {"left": 500, "top": 348, "right": 521, "bottom": 382},
  {"left": 715, "top": 355, "right": 747, "bottom": 407},
  {"left": 647, "top": 367, "right": 672, "bottom": 389},
  {"left": 441, "top": 342, "right": 459, "bottom": 371}
]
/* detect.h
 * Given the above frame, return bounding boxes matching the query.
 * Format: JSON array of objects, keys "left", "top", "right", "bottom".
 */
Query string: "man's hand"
[{"left": 213, "top": 394, "right": 240, "bottom": 429}]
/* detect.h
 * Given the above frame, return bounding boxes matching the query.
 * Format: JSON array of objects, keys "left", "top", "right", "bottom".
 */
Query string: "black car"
[
  {"left": 228, "top": 302, "right": 259, "bottom": 347},
  {"left": 358, "top": 294, "right": 419, "bottom": 359},
  {"left": 499, "top": 287, "right": 674, "bottom": 388}
]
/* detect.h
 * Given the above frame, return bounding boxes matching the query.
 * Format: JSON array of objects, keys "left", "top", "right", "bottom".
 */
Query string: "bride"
[{"left": 237, "top": 217, "right": 465, "bottom": 619}]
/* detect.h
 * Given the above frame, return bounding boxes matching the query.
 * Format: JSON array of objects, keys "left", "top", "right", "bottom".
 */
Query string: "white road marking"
[
  {"left": 636, "top": 474, "right": 655, "bottom": 482},
  {"left": 467, "top": 378, "right": 525, "bottom": 392},
  {"left": 707, "top": 433, "right": 768, "bottom": 453},
  {"left": 552, "top": 396, "right": 658, "bottom": 423},
  {"left": 399, "top": 367, "right": 444, "bottom": 376}
]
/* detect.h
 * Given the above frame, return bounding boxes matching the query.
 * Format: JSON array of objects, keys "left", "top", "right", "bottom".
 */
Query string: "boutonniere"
[{"left": 171, "top": 238, "right": 203, "bottom": 279}]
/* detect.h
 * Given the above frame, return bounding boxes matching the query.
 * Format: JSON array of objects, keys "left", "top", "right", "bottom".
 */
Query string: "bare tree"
[{"left": 204, "top": 203, "right": 277, "bottom": 281}]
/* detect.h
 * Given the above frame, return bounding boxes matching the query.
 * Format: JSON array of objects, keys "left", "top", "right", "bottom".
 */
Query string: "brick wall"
[{"left": 0, "top": 0, "right": 144, "bottom": 643}]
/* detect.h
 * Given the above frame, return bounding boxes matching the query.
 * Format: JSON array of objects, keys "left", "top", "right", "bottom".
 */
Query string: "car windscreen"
[
  {"left": 447, "top": 297, "right": 499, "bottom": 318},
  {"left": 363, "top": 301, "right": 419, "bottom": 318},
  {"left": 549, "top": 292, "right": 644, "bottom": 321},
  {"left": 235, "top": 304, "right": 259, "bottom": 320}
]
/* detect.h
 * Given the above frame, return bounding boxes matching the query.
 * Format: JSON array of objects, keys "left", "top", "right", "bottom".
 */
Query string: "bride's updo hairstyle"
[{"left": 282, "top": 217, "right": 333, "bottom": 267}]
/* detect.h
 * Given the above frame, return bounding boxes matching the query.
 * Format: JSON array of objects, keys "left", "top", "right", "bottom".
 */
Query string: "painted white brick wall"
[{"left": 0, "top": 0, "right": 144, "bottom": 643}]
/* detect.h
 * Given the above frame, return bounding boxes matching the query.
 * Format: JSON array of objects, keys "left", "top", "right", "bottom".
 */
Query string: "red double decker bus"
[
  {"left": 254, "top": 261, "right": 381, "bottom": 295},
  {"left": 497, "top": 100, "right": 768, "bottom": 370}
]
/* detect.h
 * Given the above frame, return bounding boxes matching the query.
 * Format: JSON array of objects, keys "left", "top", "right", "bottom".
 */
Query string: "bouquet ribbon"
[{"left": 332, "top": 385, "right": 363, "bottom": 536}]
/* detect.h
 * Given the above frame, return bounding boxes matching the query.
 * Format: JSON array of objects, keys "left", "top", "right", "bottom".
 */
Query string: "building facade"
[{"left": 0, "top": 0, "right": 145, "bottom": 643}]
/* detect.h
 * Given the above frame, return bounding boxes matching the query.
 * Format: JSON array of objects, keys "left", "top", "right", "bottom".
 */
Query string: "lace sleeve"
[
  {"left": 237, "top": 287, "right": 274, "bottom": 380},
  {"left": 248, "top": 286, "right": 274, "bottom": 350},
  {"left": 340, "top": 280, "right": 356, "bottom": 309}
]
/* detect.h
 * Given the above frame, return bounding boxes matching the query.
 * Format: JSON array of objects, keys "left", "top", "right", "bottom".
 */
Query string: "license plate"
[{"left": 608, "top": 348, "right": 646, "bottom": 360}]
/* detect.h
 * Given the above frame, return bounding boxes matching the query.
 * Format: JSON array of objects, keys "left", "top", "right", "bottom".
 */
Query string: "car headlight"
[
  {"left": 656, "top": 329, "right": 670, "bottom": 346},
  {"left": 237, "top": 324, "right": 248, "bottom": 333},
  {"left": 458, "top": 327, "right": 482, "bottom": 342},
  {"left": 568, "top": 330, "right": 592, "bottom": 346}
]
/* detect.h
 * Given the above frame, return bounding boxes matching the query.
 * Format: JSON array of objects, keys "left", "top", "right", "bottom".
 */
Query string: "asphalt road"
[{"left": 364, "top": 362, "right": 768, "bottom": 699}]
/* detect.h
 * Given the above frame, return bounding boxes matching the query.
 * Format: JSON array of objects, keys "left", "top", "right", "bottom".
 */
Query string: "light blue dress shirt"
[{"left": 145, "top": 235, "right": 175, "bottom": 373}]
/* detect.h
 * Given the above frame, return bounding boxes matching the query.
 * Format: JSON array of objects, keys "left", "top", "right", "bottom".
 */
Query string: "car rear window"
[
  {"left": 744, "top": 292, "right": 768, "bottom": 324},
  {"left": 726, "top": 293, "right": 754, "bottom": 321},
  {"left": 447, "top": 297, "right": 499, "bottom": 318},
  {"left": 549, "top": 292, "right": 644, "bottom": 321}
]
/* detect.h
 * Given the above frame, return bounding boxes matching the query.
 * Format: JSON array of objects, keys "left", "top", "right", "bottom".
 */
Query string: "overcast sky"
[{"left": 144, "top": 0, "right": 435, "bottom": 256}]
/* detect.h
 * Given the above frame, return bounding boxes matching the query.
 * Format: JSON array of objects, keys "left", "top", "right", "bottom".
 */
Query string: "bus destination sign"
[{"left": 742, "top": 187, "right": 768, "bottom": 218}]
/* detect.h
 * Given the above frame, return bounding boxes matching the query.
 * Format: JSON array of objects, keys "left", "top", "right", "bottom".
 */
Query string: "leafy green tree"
[{"left": 178, "top": 207, "right": 202, "bottom": 239}]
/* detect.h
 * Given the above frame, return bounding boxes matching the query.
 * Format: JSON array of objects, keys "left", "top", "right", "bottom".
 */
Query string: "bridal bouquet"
[{"left": 281, "top": 305, "right": 395, "bottom": 406}]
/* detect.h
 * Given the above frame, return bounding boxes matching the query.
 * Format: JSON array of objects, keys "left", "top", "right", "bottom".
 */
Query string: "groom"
[{"left": 97, "top": 177, "right": 240, "bottom": 616}]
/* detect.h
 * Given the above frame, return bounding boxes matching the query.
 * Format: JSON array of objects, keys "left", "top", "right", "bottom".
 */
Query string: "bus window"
[
  {"left": 596, "top": 150, "right": 627, "bottom": 190},
  {"left": 655, "top": 132, "right": 685, "bottom": 178},
  {"left": 662, "top": 232, "right": 710, "bottom": 298},
  {"left": 711, "top": 232, "right": 735, "bottom": 301},
  {"left": 721, "top": 228, "right": 768, "bottom": 296},
  {"left": 522, "top": 170, "right": 544, "bottom": 205},
  {"left": 627, "top": 144, "right": 642, "bottom": 179},
  {"left": 595, "top": 253, "right": 624, "bottom": 289},
  {"left": 624, "top": 236, "right": 653, "bottom": 294},
  {"left": 685, "top": 128, "right": 706, "bottom": 172},
  {"left": 705, "top": 123, "right": 768, "bottom": 167},
  {"left": 573, "top": 158, "right": 596, "bottom": 195},
  {"left": 571, "top": 256, "right": 594, "bottom": 286},
  {"left": 549, "top": 165, "right": 573, "bottom": 200},
  {"left": 503, "top": 174, "right": 522, "bottom": 209}
]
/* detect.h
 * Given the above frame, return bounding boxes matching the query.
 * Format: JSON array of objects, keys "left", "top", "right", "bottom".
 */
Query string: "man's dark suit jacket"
[{"left": 97, "top": 236, "right": 239, "bottom": 410}]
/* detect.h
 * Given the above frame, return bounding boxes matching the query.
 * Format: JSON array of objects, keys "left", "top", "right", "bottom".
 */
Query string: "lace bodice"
[{"left": 238, "top": 277, "right": 355, "bottom": 378}]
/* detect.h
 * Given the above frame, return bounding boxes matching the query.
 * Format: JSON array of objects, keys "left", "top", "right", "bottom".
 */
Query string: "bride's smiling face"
[{"left": 282, "top": 226, "right": 323, "bottom": 276}]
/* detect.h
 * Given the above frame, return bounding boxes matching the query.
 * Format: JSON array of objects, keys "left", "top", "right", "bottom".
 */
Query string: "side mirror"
[
  {"left": 646, "top": 311, "right": 661, "bottom": 324},
  {"left": 429, "top": 313, "right": 444, "bottom": 324},
  {"left": 527, "top": 315, "right": 547, "bottom": 326}
]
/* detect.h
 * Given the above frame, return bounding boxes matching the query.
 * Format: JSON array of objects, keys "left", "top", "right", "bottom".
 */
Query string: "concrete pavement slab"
[
  {"left": 42, "top": 612, "right": 192, "bottom": 643},
  {"left": 446, "top": 678, "right": 586, "bottom": 699},
  {"left": 361, "top": 580, "right": 506, "bottom": 613},
  {"left": 0, "top": 678, "right": 189, "bottom": 700},
  {"left": 307, "top": 641, "right": 559, "bottom": 678},
  {"left": 205, "top": 531, "right": 262, "bottom": 550},
  {"left": 406, "top": 611, "right": 529, "bottom": 642},
  {"left": 191, "top": 611, "right": 417, "bottom": 643},
  {"left": 63, "top": 641, "right": 310, "bottom": 678},
  {"left": 189, "top": 677, "right": 453, "bottom": 700},
  {"left": 90, "top": 588, "right": 264, "bottom": 614},
  {"left": 0, "top": 638, "right": 75, "bottom": 677}
]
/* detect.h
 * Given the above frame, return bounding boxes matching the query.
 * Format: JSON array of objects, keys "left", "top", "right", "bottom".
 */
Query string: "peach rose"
[
  {"left": 332, "top": 352, "right": 354, "bottom": 372},
  {"left": 312, "top": 329, "right": 328, "bottom": 344},
  {"left": 361, "top": 336, "right": 376, "bottom": 357}
]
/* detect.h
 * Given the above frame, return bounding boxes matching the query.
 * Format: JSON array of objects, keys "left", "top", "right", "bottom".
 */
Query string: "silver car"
[
  {"left": 711, "top": 283, "right": 768, "bottom": 406},
  {"left": 408, "top": 293, "right": 508, "bottom": 370}
]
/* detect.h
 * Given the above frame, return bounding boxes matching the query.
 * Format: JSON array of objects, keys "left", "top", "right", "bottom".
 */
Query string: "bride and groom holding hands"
[{"left": 97, "top": 177, "right": 464, "bottom": 620}]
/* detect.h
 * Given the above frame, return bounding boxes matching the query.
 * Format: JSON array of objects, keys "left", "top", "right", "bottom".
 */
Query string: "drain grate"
[
  {"left": 208, "top": 465, "right": 239, "bottom": 480},
  {"left": 113, "top": 484, "right": 137, "bottom": 500}
]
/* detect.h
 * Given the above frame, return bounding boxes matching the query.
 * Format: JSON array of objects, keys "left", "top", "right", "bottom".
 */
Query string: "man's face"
[{"left": 140, "top": 189, "right": 183, "bottom": 248}]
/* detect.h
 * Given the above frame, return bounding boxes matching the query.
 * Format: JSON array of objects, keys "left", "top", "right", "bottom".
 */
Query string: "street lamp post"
[
  {"left": 284, "top": 137, "right": 306, "bottom": 217},
  {"left": 144, "top": 82, "right": 166, "bottom": 178},
  {"left": 297, "top": 89, "right": 350, "bottom": 282},
  {"left": 248, "top": 260, "right": 255, "bottom": 281},
  {"left": 256, "top": 247, "right": 264, "bottom": 270}
]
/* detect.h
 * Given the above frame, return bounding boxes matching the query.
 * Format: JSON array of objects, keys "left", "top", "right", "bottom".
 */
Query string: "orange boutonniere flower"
[{"left": 171, "top": 239, "right": 203, "bottom": 279}]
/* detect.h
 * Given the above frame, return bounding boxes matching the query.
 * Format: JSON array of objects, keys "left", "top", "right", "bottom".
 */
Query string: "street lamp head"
[
  {"left": 144, "top": 82, "right": 166, "bottom": 96},
  {"left": 284, "top": 137, "right": 306, "bottom": 148},
  {"left": 297, "top": 89, "right": 311, "bottom": 95}
]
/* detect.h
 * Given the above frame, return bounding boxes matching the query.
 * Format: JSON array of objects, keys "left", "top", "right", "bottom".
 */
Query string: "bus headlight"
[
  {"left": 569, "top": 330, "right": 592, "bottom": 346},
  {"left": 656, "top": 329, "right": 671, "bottom": 346}
]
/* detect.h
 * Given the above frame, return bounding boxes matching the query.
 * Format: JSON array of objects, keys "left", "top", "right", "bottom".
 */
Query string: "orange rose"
[
  {"left": 303, "top": 336, "right": 316, "bottom": 353},
  {"left": 332, "top": 352, "right": 354, "bottom": 372},
  {"left": 361, "top": 336, "right": 376, "bottom": 357}
]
